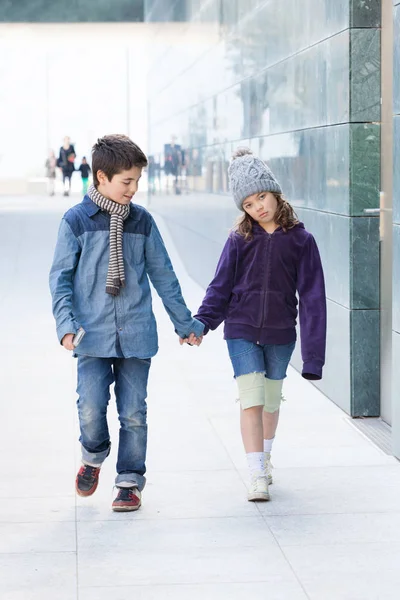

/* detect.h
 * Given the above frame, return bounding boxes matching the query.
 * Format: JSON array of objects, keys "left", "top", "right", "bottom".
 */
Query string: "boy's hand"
[
  {"left": 179, "top": 333, "right": 203, "bottom": 347},
  {"left": 62, "top": 333, "right": 75, "bottom": 351}
]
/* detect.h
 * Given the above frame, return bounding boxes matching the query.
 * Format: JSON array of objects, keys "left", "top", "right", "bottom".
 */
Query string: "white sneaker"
[
  {"left": 265, "top": 452, "right": 273, "bottom": 485},
  {"left": 247, "top": 475, "right": 270, "bottom": 502}
]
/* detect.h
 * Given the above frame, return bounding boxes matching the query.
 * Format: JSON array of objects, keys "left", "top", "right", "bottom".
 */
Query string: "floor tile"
[
  {"left": 77, "top": 516, "right": 276, "bottom": 551},
  {"left": 77, "top": 470, "right": 256, "bottom": 521},
  {"left": 284, "top": 542, "right": 400, "bottom": 600},
  {"left": 250, "top": 465, "right": 400, "bottom": 516},
  {"left": 78, "top": 546, "right": 301, "bottom": 587},
  {"left": 0, "top": 522, "right": 76, "bottom": 553},
  {"left": 266, "top": 512, "right": 400, "bottom": 546},
  {"left": 0, "top": 497, "right": 75, "bottom": 523},
  {"left": 0, "top": 552, "right": 77, "bottom": 599},
  {"left": 79, "top": 581, "right": 308, "bottom": 600}
]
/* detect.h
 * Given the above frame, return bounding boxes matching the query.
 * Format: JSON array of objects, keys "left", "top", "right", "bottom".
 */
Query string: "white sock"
[
  {"left": 264, "top": 437, "right": 275, "bottom": 454},
  {"left": 246, "top": 452, "right": 265, "bottom": 477}
]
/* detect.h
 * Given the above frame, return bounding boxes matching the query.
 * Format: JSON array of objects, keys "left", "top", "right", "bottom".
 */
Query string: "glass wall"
[{"left": 147, "top": 0, "right": 382, "bottom": 416}]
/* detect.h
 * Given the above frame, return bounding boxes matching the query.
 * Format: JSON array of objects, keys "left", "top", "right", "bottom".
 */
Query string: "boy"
[
  {"left": 78, "top": 156, "right": 91, "bottom": 195},
  {"left": 49, "top": 134, "right": 204, "bottom": 512}
]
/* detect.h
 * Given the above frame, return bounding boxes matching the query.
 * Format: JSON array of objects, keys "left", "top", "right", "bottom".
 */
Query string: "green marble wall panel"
[
  {"left": 350, "top": 309, "right": 380, "bottom": 416},
  {"left": 350, "top": 28, "right": 381, "bottom": 122},
  {"left": 350, "top": 124, "right": 381, "bottom": 214},
  {"left": 350, "top": 216, "right": 380, "bottom": 309},
  {"left": 350, "top": 0, "right": 381, "bottom": 27},
  {"left": 0, "top": 0, "right": 144, "bottom": 21}
]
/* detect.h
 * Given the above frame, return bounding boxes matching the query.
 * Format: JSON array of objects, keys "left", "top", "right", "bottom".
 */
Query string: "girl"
[{"left": 194, "top": 148, "right": 326, "bottom": 501}]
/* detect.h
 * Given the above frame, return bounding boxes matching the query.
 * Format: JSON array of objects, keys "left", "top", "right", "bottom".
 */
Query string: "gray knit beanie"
[{"left": 228, "top": 147, "right": 282, "bottom": 211}]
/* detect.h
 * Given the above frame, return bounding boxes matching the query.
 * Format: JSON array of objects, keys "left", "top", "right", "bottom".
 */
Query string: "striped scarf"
[{"left": 88, "top": 185, "right": 130, "bottom": 296}]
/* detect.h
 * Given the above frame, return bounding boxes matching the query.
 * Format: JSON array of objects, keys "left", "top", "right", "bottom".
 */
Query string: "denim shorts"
[{"left": 226, "top": 338, "right": 296, "bottom": 380}]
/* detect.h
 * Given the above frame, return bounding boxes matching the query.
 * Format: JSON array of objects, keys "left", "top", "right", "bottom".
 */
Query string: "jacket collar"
[
  {"left": 252, "top": 221, "right": 305, "bottom": 235},
  {"left": 81, "top": 195, "right": 139, "bottom": 220}
]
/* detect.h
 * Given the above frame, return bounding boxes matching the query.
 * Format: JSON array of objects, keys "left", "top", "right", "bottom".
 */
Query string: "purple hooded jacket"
[{"left": 195, "top": 222, "right": 326, "bottom": 380}]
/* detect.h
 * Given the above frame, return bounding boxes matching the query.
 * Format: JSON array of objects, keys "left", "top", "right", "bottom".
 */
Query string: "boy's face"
[
  {"left": 242, "top": 191, "right": 278, "bottom": 225},
  {"left": 97, "top": 166, "right": 143, "bottom": 205}
]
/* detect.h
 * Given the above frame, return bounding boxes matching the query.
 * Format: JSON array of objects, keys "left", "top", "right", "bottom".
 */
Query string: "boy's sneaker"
[
  {"left": 247, "top": 475, "right": 270, "bottom": 502},
  {"left": 112, "top": 487, "right": 141, "bottom": 512},
  {"left": 265, "top": 452, "right": 274, "bottom": 485},
  {"left": 75, "top": 464, "right": 101, "bottom": 497}
]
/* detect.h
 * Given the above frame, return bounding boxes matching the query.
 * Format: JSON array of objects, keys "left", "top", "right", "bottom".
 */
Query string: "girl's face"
[{"left": 242, "top": 191, "right": 278, "bottom": 225}]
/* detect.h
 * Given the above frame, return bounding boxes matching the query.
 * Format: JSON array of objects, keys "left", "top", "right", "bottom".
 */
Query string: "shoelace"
[
  {"left": 80, "top": 466, "right": 98, "bottom": 480},
  {"left": 117, "top": 488, "right": 135, "bottom": 501},
  {"left": 251, "top": 475, "right": 267, "bottom": 489},
  {"left": 265, "top": 457, "right": 274, "bottom": 477}
]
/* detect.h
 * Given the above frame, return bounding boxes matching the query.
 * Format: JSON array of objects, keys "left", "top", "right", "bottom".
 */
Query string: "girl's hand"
[
  {"left": 179, "top": 333, "right": 203, "bottom": 346},
  {"left": 62, "top": 333, "right": 75, "bottom": 351}
]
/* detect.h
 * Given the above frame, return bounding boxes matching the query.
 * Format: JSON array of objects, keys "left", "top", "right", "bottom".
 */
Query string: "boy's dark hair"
[{"left": 92, "top": 134, "right": 148, "bottom": 186}]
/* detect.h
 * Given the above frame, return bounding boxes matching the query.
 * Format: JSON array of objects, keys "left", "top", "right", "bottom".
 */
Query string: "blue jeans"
[
  {"left": 76, "top": 355, "right": 151, "bottom": 490},
  {"left": 226, "top": 339, "right": 295, "bottom": 380}
]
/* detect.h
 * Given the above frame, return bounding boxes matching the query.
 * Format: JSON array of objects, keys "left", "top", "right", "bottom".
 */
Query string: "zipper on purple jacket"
[{"left": 257, "top": 232, "right": 273, "bottom": 344}]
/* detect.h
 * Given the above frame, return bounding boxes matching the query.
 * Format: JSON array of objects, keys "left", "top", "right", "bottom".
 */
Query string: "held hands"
[
  {"left": 61, "top": 333, "right": 75, "bottom": 351},
  {"left": 179, "top": 333, "right": 203, "bottom": 347}
]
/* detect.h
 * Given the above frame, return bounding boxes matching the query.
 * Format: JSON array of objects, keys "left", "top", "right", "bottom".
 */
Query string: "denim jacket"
[{"left": 49, "top": 195, "right": 204, "bottom": 358}]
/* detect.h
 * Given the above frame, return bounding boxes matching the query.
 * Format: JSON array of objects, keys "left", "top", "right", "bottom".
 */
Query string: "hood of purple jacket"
[{"left": 195, "top": 222, "right": 326, "bottom": 380}]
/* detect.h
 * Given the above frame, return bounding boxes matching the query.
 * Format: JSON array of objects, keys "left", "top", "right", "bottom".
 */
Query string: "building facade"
[{"left": 146, "top": 0, "right": 400, "bottom": 454}]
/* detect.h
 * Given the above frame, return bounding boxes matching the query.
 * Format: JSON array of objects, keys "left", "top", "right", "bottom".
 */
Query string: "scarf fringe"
[{"left": 106, "top": 285, "right": 119, "bottom": 296}]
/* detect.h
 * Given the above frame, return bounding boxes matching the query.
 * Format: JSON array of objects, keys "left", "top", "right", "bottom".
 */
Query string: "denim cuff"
[
  {"left": 81, "top": 443, "right": 110, "bottom": 466},
  {"left": 115, "top": 473, "right": 146, "bottom": 491}
]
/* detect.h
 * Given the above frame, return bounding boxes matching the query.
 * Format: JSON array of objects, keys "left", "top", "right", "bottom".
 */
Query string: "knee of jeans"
[
  {"left": 237, "top": 372, "right": 265, "bottom": 409},
  {"left": 119, "top": 406, "right": 147, "bottom": 428},
  {"left": 77, "top": 394, "right": 108, "bottom": 417},
  {"left": 263, "top": 378, "right": 284, "bottom": 413}
]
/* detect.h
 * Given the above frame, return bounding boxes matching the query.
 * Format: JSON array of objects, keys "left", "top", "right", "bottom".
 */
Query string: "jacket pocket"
[
  {"left": 265, "top": 291, "right": 297, "bottom": 329},
  {"left": 126, "top": 234, "right": 145, "bottom": 264},
  {"left": 226, "top": 291, "right": 264, "bottom": 328}
]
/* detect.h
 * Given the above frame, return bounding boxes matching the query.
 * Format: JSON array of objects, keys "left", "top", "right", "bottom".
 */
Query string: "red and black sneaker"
[
  {"left": 75, "top": 465, "right": 101, "bottom": 497},
  {"left": 112, "top": 487, "right": 141, "bottom": 512}
]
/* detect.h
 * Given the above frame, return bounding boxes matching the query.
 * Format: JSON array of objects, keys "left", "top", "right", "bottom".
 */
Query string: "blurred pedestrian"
[
  {"left": 194, "top": 148, "right": 326, "bottom": 503},
  {"left": 45, "top": 150, "right": 57, "bottom": 196},
  {"left": 164, "top": 136, "right": 181, "bottom": 194},
  {"left": 57, "top": 136, "right": 76, "bottom": 196},
  {"left": 147, "top": 155, "right": 156, "bottom": 194},
  {"left": 78, "top": 156, "right": 91, "bottom": 195}
]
